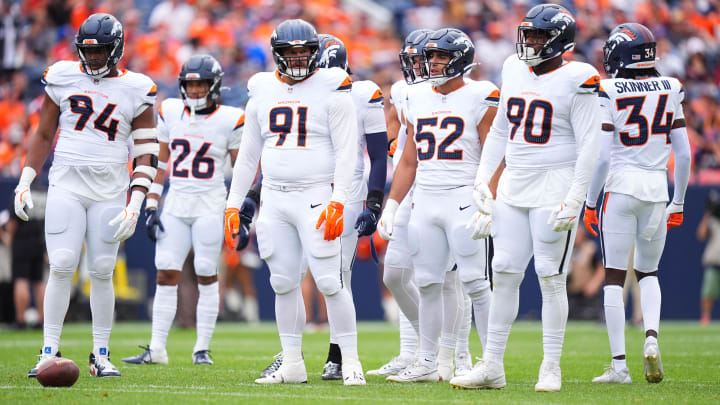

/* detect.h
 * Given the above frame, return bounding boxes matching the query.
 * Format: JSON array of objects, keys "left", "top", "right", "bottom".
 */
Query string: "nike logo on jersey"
[
  {"left": 311, "top": 203, "right": 322, "bottom": 209},
  {"left": 459, "top": 205, "right": 471, "bottom": 211}
]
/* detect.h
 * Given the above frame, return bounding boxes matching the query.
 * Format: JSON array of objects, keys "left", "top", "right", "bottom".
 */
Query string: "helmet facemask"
[
  {"left": 516, "top": 27, "right": 557, "bottom": 67},
  {"left": 180, "top": 78, "right": 215, "bottom": 111},
  {"left": 399, "top": 50, "right": 428, "bottom": 84},
  {"left": 77, "top": 42, "right": 119, "bottom": 77},
  {"left": 423, "top": 49, "right": 462, "bottom": 86},
  {"left": 274, "top": 45, "right": 319, "bottom": 81}
]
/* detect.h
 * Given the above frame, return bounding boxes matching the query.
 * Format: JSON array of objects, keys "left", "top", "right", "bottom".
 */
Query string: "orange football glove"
[
  {"left": 666, "top": 203, "right": 683, "bottom": 230},
  {"left": 224, "top": 208, "right": 240, "bottom": 249},
  {"left": 388, "top": 138, "right": 398, "bottom": 157},
  {"left": 583, "top": 205, "right": 598, "bottom": 237},
  {"left": 316, "top": 201, "right": 344, "bottom": 241}
]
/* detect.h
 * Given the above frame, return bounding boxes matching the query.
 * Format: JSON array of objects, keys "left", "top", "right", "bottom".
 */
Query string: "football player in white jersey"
[
  {"left": 377, "top": 27, "right": 499, "bottom": 383},
  {"left": 584, "top": 23, "right": 691, "bottom": 385},
  {"left": 121, "top": 55, "right": 244, "bottom": 367},
  {"left": 369, "top": 29, "right": 475, "bottom": 380},
  {"left": 255, "top": 33, "right": 389, "bottom": 381},
  {"left": 16, "top": 13, "right": 159, "bottom": 378},
  {"left": 451, "top": 4, "right": 601, "bottom": 392},
  {"left": 224, "top": 19, "right": 365, "bottom": 385}
]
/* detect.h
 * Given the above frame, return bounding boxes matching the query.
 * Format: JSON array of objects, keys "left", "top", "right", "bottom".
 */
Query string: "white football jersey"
[
  {"left": 494, "top": 56, "right": 601, "bottom": 206},
  {"left": 42, "top": 60, "right": 156, "bottom": 200},
  {"left": 389, "top": 80, "right": 409, "bottom": 169},
  {"left": 405, "top": 79, "right": 500, "bottom": 190},
  {"left": 599, "top": 77, "right": 685, "bottom": 202},
  {"left": 348, "top": 79, "right": 387, "bottom": 203},
  {"left": 227, "top": 67, "right": 358, "bottom": 207},
  {"left": 157, "top": 98, "right": 244, "bottom": 216}
]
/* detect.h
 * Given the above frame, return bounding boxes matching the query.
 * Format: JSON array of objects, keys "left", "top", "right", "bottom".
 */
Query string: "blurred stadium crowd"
[{"left": 0, "top": 0, "right": 719, "bottom": 182}]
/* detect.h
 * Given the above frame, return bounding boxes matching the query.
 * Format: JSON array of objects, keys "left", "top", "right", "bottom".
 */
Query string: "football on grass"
[{"left": 37, "top": 358, "right": 80, "bottom": 387}]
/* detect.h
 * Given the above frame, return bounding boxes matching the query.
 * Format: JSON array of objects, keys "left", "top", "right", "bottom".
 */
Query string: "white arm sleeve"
[
  {"left": 475, "top": 100, "right": 508, "bottom": 185},
  {"left": 585, "top": 129, "right": 613, "bottom": 208},
  {"left": 670, "top": 126, "right": 691, "bottom": 205},
  {"left": 566, "top": 93, "right": 601, "bottom": 204},
  {"left": 226, "top": 98, "right": 263, "bottom": 209},
  {"left": 328, "top": 91, "right": 359, "bottom": 204}
]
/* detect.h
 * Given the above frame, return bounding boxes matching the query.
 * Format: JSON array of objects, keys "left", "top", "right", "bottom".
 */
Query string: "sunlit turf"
[{"left": 1, "top": 321, "right": 718, "bottom": 404}]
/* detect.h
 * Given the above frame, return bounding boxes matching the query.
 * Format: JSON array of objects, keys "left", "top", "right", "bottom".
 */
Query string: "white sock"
[
  {"left": 440, "top": 271, "right": 462, "bottom": 349},
  {"left": 276, "top": 286, "right": 305, "bottom": 361},
  {"left": 484, "top": 272, "right": 523, "bottom": 365},
  {"left": 90, "top": 274, "right": 115, "bottom": 357},
  {"left": 150, "top": 285, "right": 178, "bottom": 352},
  {"left": 638, "top": 276, "right": 661, "bottom": 335},
  {"left": 603, "top": 285, "right": 626, "bottom": 361},
  {"left": 539, "top": 273, "right": 568, "bottom": 364},
  {"left": 194, "top": 282, "right": 219, "bottom": 353},
  {"left": 465, "top": 278, "right": 491, "bottom": 350},
  {"left": 398, "top": 311, "right": 417, "bottom": 358},
  {"left": 417, "top": 283, "right": 442, "bottom": 367},
  {"left": 456, "top": 294, "right": 472, "bottom": 355},
  {"left": 612, "top": 358, "right": 627, "bottom": 372},
  {"left": 43, "top": 270, "right": 74, "bottom": 355},
  {"left": 324, "top": 288, "right": 358, "bottom": 362},
  {"left": 383, "top": 265, "right": 420, "bottom": 326}
]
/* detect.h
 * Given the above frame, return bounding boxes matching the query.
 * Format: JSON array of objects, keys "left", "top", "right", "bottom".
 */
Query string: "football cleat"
[
  {"left": 89, "top": 352, "right": 121, "bottom": 377},
  {"left": 535, "top": 360, "right": 562, "bottom": 392},
  {"left": 643, "top": 340, "right": 664, "bottom": 383},
  {"left": 122, "top": 345, "right": 168, "bottom": 365},
  {"left": 449, "top": 359, "right": 506, "bottom": 390},
  {"left": 255, "top": 358, "right": 307, "bottom": 384},
  {"left": 366, "top": 355, "right": 413, "bottom": 376},
  {"left": 260, "top": 352, "right": 283, "bottom": 378},
  {"left": 192, "top": 350, "right": 213, "bottom": 365},
  {"left": 28, "top": 350, "right": 62, "bottom": 378},
  {"left": 386, "top": 361, "right": 439, "bottom": 383},
  {"left": 321, "top": 361, "right": 342, "bottom": 380},
  {"left": 454, "top": 352, "right": 473, "bottom": 377},
  {"left": 342, "top": 360, "right": 366, "bottom": 386},
  {"left": 592, "top": 366, "right": 632, "bottom": 384}
]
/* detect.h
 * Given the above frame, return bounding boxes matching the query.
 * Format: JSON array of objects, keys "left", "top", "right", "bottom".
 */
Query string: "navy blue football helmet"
[
  {"left": 516, "top": 4, "right": 576, "bottom": 67},
  {"left": 75, "top": 13, "right": 124, "bottom": 77},
  {"left": 399, "top": 29, "right": 432, "bottom": 84},
  {"left": 422, "top": 28, "right": 475, "bottom": 85},
  {"left": 179, "top": 54, "right": 224, "bottom": 110},
  {"left": 270, "top": 19, "right": 320, "bottom": 80},
  {"left": 317, "top": 34, "right": 351, "bottom": 74},
  {"left": 603, "top": 23, "right": 656, "bottom": 78}
]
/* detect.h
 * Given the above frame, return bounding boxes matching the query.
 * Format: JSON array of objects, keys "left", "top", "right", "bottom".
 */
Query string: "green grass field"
[{"left": 1, "top": 321, "right": 718, "bottom": 404}]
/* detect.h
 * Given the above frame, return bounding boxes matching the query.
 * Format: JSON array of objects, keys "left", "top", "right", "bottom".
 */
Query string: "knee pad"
[
  {"left": 269, "top": 274, "right": 300, "bottom": 295},
  {"left": 155, "top": 252, "right": 180, "bottom": 271},
  {"left": 315, "top": 275, "right": 341, "bottom": 296},
  {"left": 491, "top": 249, "right": 514, "bottom": 274},
  {"left": 463, "top": 278, "right": 491, "bottom": 297},
  {"left": 539, "top": 273, "right": 567, "bottom": 298},
  {"left": 88, "top": 256, "right": 116, "bottom": 280},
  {"left": 493, "top": 271, "right": 524, "bottom": 291},
  {"left": 194, "top": 257, "right": 217, "bottom": 277},
  {"left": 48, "top": 248, "right": 79, "bottom": 273}
]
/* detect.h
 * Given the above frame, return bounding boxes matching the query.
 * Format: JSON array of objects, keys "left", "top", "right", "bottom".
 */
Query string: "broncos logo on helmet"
[
  {"left": 422, "top": 28, "right": 475, "bottom": 86},
  {"left": 317, "top": 34, "right": 351, "bottom": 74},
  {"left": 603, "top": 23, "right": 657, "bottom": 78}
]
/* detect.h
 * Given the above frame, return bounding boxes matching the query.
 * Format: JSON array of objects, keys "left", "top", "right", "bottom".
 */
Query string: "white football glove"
[
  {"left": 466, "top": 211, "right": 492, "bottom": 240},
  {"left": 109, "top": 191, "right": 146, "bottom": 242},
  {"left": 13, "top": 167, "right": 37, "bottom": 222},
  {"left": 377, "top": 199, "right": 400, "bottom": 241},
  {"left": 473, "top": 183, "right": 494, "bottom": 215},
  {"left": 547, "top": 199, "right": 583, "bottom": 232}
]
